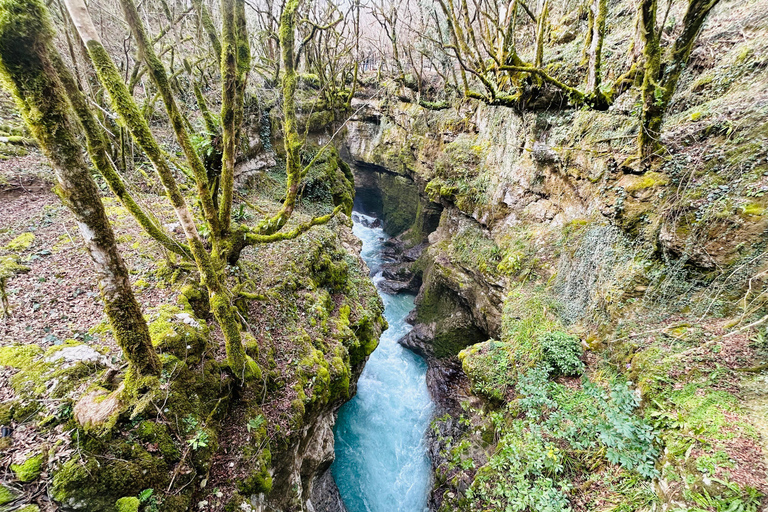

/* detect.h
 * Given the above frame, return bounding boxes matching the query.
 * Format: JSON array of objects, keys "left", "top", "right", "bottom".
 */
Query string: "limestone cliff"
[{"left": 339, "top": 0, "right": 768, "bottom": 507}]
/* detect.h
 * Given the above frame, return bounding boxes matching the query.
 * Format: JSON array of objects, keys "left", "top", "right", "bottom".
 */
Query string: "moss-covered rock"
[
  {"left": 147, "top": 304, "right": 209, "bottom": 365},
  {"left": 52, "top": 443, "right": 167, "bottom": 510},
  {"left": 11, "top": 451, "right": 45, "bottom": 482},
  {"left": 0, "top": 483, "right": 18, "bottom": 505},
  {"left": 115, "top": 496, "right": 140, "bottom": 512},
  {"left": 134, "top": 420, "right": 180, "bottom": 461}
]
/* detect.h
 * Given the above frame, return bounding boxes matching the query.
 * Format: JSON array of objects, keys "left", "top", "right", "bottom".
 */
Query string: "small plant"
[
  {"left": 138, "top": 488, "right": 159, "bottom": 512},
  {"left": 183, "top": 415, "right": 209, "bottom": 450},
  {"left": 589, "top": 381, "right": 660, "bottom": 479},
  {"left": 247, "top": 415, "right": 265, "bottom": 433},
  {"left": 182, "top": 415, "right": 198, "bottom": 433},
  {"left": 188, "top": 429, "right": 210, "bottom": 450},
  {"left": 687, "top": 479, "right": 762, "bottom": 512},
  {"left": 233, "top": 204, "right": 252, "bottom": 222},
  {"left": 540, "top": 331, "right": 584, "bottom": 376}
]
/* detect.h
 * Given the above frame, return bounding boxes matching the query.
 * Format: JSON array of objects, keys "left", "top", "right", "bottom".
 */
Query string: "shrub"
[
  {"left": 587, "top": 381, "right": 660, "bottom": 479},
  {"left": 540, "top": 331, "right": 584, "bottom": 376}
]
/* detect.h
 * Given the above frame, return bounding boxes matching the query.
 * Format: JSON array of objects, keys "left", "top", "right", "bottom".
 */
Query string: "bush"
[
  {"left": 540, "top": 331, "right": 584, "bottom": 376},
  {"left": 587, "top": 381, "right": 660, "bottom": 479},
  {"left": 458, "top": 366, "right": 661, "bottom": 512}
]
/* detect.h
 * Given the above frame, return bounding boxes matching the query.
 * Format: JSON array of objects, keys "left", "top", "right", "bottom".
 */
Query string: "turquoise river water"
[{"left": 331, "top": 212, "right": 434, "bottom": 512}]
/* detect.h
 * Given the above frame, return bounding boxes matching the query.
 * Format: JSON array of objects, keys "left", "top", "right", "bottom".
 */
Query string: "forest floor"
[{"left": 0, "top": 149, "right": 189, "bottom": 510}]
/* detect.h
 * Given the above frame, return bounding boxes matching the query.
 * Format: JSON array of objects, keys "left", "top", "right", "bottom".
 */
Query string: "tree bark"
[
  {"left": 219, "top": 0, "right": 238, "bottom": 234},
  {"left": 638, "top": 0, "right": 662, "bottom": 159},
  {"left": 0, "top": 0, "right": 160, "bottom": 379},
  {"left": 62, "top": 0, "right": 257, "bottom": 381},
  {"left": 118, "top": 0, "right": 221, "bottom": 242},
  {"left": 586, "top": 0, "right": 607, "bottom": 96}
]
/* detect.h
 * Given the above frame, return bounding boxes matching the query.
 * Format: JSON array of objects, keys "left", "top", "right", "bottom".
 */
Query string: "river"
[{"left": 330, "top": 211, "right": 434, "bottom": 512}]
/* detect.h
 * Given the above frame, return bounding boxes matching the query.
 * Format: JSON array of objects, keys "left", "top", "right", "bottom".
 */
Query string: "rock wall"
[{"left": 340, "top": 15, "right": 768, "bottom": 503}]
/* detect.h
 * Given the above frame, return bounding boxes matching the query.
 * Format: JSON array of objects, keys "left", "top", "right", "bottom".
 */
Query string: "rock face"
[
  {"left": 257, "top": 409, "right": 341, "bottom": 512},
  {"left": 339, "top": 58, "right": 768, "bottom": 507}
]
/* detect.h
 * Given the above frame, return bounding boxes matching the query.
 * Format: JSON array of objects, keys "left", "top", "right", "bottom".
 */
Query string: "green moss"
[
  {"left": 0, "top": 401, "right": 13, "bottom": 424},
  {"left": 48, "top": 360, "right": 103, "bottom": 400},
  {"left": 624, "top": 171, "right": 669, "bottom": 193},
  {"left": 0, "top": 483, "right": 17, "bottom": 505},
  {"left": 135, "top": 421, "right": 180, "bottom": 461},
  {"left": 0, "top": 344, "right": 42, "bottom": 369},
  {"left": 115, "top": 496, "right": 141, "bottom": 512},
  {"left": 4, "top": 232, "right": 34, "bottom": 252},
  {"left": 740, "top": 202, "right": 765, "bottom": 216},
  {"left": 178, "top": 283, "right": 210, "bottom": 318},
  {"left": 52, "top": 443, "right": 167, "bottom": 509},
  {"left": 11, "top": 451, "right": 45, "bottom": 482},
  {"left": 380, "top": 174, "right": 420, "bottom": 236},
  {"left": 347, "top": 314, "right": 381, "bottom": 366},
  {"left": 11, "top": 399, "right": 42, "bottom": 422},
  {"left": 17, "top": 505, "right": 40, "bottom": 512},
  {"left": 432, "top": 325, "right": 486, "bottom": 359},
  {"left": 147, "top": 305, "right": 208, "bottom": 364},
  {"left": 236, "top": 448, "right": 273, "bottom": 495}
]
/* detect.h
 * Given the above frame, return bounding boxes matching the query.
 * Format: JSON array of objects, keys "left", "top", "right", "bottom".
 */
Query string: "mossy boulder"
[
  {"left": 115, "top": 496, "right": 140, "bottom": 512},
  {"left": 52, "top": 443, "right": 166, "bottom": 510},
  {"left": 147, "top": 305, "right": 209, "bottom": 365},
  {"left": 11, "top": 451, "right": 45, "bottom": 482}
]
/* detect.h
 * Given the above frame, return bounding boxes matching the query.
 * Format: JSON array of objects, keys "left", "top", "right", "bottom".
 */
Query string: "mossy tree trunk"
[
  {"left": 639, "top": 0, "right": 721, "bottom": 160},
  {"left": 0, "top": 0, "right": 161, "bottom": 380},
  {"left": 191, "top": 0, "right": 222, "bottom": 60},
  {"left": 219, "top": 0, "right": 239, "bottom": 235},
  {"left": 277, "top": 0, "right": 302, "bottom": 230},
  {"left": 586, "top": 0, "right": 608, "bottom": 105},
  {"left": 533, "top": 0, "right": 549, "bottom": 69},
  {"left": 638, "top": 0, "right": 663, "bottom": 159}
]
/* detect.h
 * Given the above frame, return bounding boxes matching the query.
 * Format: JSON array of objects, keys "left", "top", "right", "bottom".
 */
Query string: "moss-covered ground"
[{"left": 0, "top": 121, "right": 382, "bottom": 510}]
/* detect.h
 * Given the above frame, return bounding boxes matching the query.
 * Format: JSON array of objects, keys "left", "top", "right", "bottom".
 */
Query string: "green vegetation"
[
  {"left": 0, "top": 0, "right": 766, "bottom": 508},
  {"left": 11, "top": 452, "right": 45, "bottom": 482},
  {"left": 436, "top": 363, "right": 661, "bottom": 512}
]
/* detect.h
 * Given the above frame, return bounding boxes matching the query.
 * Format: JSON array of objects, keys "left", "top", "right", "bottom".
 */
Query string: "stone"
[
  {"left": 73, "top": 385, "right": 122, "bottom": 429},
  {"left": 45, "top": 345, "right": 107, "bottom": 366}
]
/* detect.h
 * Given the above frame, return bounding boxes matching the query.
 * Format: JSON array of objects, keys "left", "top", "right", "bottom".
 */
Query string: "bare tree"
[{"left": 0, "top": 0, "right": 161, "bottom": 383}]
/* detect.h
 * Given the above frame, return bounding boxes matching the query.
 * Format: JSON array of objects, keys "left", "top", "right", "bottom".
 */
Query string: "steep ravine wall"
[{"left": 340, "top": 49, "right": 768, "bottom": 507}]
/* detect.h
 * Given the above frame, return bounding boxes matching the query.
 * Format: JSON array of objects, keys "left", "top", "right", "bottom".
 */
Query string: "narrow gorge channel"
[{"left": 330, "top": 171, "right": 435, "bottom": 512}]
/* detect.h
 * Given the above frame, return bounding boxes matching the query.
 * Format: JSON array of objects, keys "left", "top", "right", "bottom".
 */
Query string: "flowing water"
[{"left": 331, "top": 211, "right": 434, "bottom": 512}]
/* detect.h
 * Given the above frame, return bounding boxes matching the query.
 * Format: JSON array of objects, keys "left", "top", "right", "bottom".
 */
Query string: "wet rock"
[
  {"left": 398, "top": 323, "right": 433, "bottom": 359},
  {"left": 426, "top": 358, "right": 470, "bottom": 414},
  {"left": 356, "top": 215, "right": 381, "bottom": 229},
  {"left": 310, "top": 469, "right": 348, "bottom": 512}
]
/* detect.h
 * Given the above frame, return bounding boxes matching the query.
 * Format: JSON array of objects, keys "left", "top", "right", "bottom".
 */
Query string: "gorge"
[{"left": 0, "top": 0, "right": 767, "bottom": 510}]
